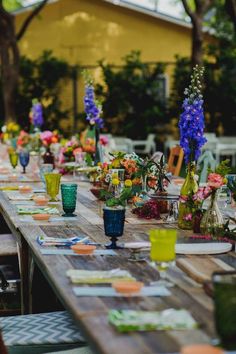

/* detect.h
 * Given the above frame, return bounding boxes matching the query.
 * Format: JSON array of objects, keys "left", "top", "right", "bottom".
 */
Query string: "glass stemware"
[
  {"left": 213, "top": 271, "right": 236, "bottom": 350},
  {"left": 103, "top": 207, "right": 125, "bottom": 249},
  {"left": 61, "top": 184, "right": 77, "bottom": 217},
  {"left": 9, "top": 150, "right": 18, "bottom": 170},
  {"left": 44, "top": 173, "right": 61, "bottom": 202},
  {"left": 19, "top": 150, "right": 30, "bottom": 174},
  {"left": 149, "top": 229, "right": 177, "bottom": 287}
]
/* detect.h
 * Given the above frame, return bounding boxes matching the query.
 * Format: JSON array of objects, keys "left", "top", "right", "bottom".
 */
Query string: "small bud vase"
[
  {"left": 178, "top": 162, "right": 198, "bottom": 230},
  {"left": 200, "top": 190, "right": 224, "bottom": 237}
]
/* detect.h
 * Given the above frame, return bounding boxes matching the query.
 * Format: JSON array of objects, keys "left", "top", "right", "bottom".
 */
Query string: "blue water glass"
[
  {"left": 61, "top": 184, "right": 78, "bottom": 217},
  {"left": 103, "top": 208, "right": 125, "bottom": 249},
  {"left": 19, "top": 150, "right": 30, "bottom": 174},
  {"left": 39, "top": 164, "right": 53, "bottom": 185}
]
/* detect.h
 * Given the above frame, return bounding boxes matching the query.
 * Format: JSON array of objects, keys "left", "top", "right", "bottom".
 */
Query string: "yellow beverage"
[{"left": 149, "top": 229, "right": 177, "bottom": 262}]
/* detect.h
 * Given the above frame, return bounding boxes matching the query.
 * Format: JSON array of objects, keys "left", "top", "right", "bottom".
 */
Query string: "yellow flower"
[
  {"left": 112, "top": 178, "right": 120, "bottom": 186},
  {"left": 223, "top": 177, "right": 228, "bottom": 185},
  {"left": 111, "top": 158, "right": 121, "bottom": 168},
  {"left": 124, "top": 179, "right": 132, "bottom": 187},
  {"left": 112, "top": 172, "right": 118, "bottom": 179},
  {"left": 97, "top": 162, "right": 102, "bottom": 167}
]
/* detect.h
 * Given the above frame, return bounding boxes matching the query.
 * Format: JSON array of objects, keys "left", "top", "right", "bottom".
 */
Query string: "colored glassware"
[
  {"left": 9, "top": 150, "right": 18, "bottom": 170},
  {"left": 44, "top": 173, "right": 61, "bottom": 202},
  {"left": 19, "top": 150, "right": 30, "bottom": 174},
  {"left": 149, "top": 229, "right": 177, "bottom": 287},
  {"left": 103, "top": 207, "right": 125, "bottom": 249},
  {"left": 213, "top": 271, "right": 236, "bottom": 350},
  {"left": 61, "top": 184, "right": 77, "bottom": 217},
  {"left": 178, "top": 163, "right": 198, "bottom": 230},
  {"left": 39, "top": 164, "right": 54, "bottom": 185}
]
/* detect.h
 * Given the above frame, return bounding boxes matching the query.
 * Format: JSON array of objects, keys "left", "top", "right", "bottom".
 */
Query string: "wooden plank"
[{"left": 177, "top": 256, "right": 234, "bottom": 283}]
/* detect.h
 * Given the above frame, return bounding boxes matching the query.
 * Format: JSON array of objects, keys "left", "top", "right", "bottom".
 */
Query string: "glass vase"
[
  {"left": 43, "top": 146, "right": 55, "bottom": 167},
  {"left": 178, "top": 163, "right": 198, "bottom": 230},
  {"left": 200, "top": 190, "right": 224, "bottom": 237}
]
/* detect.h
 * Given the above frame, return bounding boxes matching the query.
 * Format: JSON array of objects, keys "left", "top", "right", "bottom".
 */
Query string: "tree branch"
[
  {"left": 16, "top": 0, "right": 49, "bottom": 41},
  {"left": 181, "top": 0, "right": 194, "bottom": 19}
]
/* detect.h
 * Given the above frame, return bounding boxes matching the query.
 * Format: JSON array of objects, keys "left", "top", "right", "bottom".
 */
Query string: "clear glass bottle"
[{"left": 200, "top": 190, "right": 224, "bottom": 237}]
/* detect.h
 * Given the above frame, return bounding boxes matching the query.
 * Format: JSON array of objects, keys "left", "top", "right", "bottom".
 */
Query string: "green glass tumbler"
[
  {"left": 44, "top": 173, "right": 61, "bottom": 202},
  {"left": 213, "top": 271, "right": 236, "bottom": 350},
  {"left": 61, "top": 184, "right": 77, "bottom": 217},
  {"left": 9, "top": 151, "right": 18, "bottom": 169}
]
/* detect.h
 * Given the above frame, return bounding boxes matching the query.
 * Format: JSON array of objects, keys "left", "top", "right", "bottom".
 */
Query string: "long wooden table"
[{"left": 0, "top": 181, "right": 235, "bottom": 353}]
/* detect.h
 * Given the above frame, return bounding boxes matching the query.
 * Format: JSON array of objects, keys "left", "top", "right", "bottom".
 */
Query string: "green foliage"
[
  {"left": 96, "top": 50, "right": 167, "bottom": 138},
  {"left": 3, "top": 0, "right": 23, "bottom": 11},
  {"left": 101, "top": 186, "right": 132, "bottom": 207},
  {"left": 15, "top": 51, "right": 72, "bottom": 132},
  {"left": 215, "top": 159, "right": 231, "bottom": 176}
]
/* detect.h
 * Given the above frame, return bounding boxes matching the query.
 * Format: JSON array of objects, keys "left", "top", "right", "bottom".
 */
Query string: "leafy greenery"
[
  {"left": 96, "top": 51, "right": 167, "bottom": 138},
  {"left": 101, "top": 186, "right": 132, "bottom": 207},
  {"left": 0, "top": 50, "right": 72, "bottom": 133}
]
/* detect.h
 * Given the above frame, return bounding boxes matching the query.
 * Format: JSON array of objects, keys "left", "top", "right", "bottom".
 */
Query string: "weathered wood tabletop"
[{"left": 0, "top": 180, "right": 235, "bottom": 354}]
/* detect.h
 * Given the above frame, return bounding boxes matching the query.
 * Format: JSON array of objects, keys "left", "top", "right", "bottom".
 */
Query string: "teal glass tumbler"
[{"left": 61, "top": 184, "right": 77, "bottom": 217}]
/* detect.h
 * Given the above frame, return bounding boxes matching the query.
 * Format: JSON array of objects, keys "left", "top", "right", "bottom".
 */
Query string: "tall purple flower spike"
[
  {"left": 32, "top": 101, "right": 44, "bottom": 128},
  {"left": 84, "top": 74, "right": 104, "bottom": 129},
  {"left": 179, "top": 65, "right": 207, "bottom": 164}
]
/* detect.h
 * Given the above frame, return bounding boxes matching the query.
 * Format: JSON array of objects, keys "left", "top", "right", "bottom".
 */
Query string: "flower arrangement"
[
  {"left": 132, "top": 200, "right": 161, "bottom": 220},
  {"left": 179, "top": 65, "right": 207, "bottom": 164},
  {"left": 2, "top": 122, "right": 20, "bottom": 139},
  {"left": 29, "top": 99, "right": 44, "bottom": 129},
  {"left": 178, "top": 65, "right": 207, "bottom": 230},
  {"left": 40, "top": 130, "right": 59, "bottom": 147},
  {"left": 17, "top": 130, "right": 31, "bottom": 149}
]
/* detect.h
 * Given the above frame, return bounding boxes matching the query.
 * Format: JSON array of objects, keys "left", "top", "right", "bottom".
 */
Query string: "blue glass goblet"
[
  {"left": 103, "top": 207, "right": 125, "bottom": 249},
  {"left": 19, "top": 150, "right": 30, "bottom": 174},
  {"left": 61, "top": 184, "right": 78, "bottom": 217}
]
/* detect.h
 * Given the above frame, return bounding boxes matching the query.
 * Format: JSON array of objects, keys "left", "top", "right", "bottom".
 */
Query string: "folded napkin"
[
  {"left": 37, "top": 235, "right": 88, "bottom": 247},
  {"left": 41, "top": 249, "right": 116, "bottom": 256},
  {"left": 17, "top": 206, "right": 59, "bottom": 215},
  {"left": 0, "top": 186, "right": 19, "bottom": 191},
  {"left": 67, "top": 269, "right": 135, "bottom": 284},
  {"left": 6, "top": 192, "right": 33, "bottom": 201},
  {"left": 108, "top": 309, "right": 196, "bottom": 332},
  {"left": 73, "top": 286, "right": 170, "bottom": 297}
]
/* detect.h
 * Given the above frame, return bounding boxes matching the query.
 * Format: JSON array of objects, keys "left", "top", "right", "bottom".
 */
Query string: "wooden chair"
[{"left": 167, "top": 145, "right": 184, "bottom": 176}]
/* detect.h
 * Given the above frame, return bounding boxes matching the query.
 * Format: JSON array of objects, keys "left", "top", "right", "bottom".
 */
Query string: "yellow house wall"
[{"left": 15, "top": 0, "right": 192, "bottom": 130}]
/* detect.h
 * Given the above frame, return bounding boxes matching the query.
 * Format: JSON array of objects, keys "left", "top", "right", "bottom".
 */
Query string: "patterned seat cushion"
[{"left": 1, "top": 311, "right": 85, "bottom": 346}]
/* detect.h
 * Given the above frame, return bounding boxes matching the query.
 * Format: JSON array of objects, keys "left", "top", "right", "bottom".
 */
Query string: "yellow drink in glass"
[
  {"left": 9, "top": 151, "right": 18, "bottom": 169},
  {"left": 44, "top": 173, "right": 61, "bottom": 202},
  {"left": 149, "top": 229, "right": 177, "bottom": 287}
]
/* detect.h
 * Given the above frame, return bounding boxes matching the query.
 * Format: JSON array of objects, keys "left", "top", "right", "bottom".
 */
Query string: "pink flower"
[
  {"left": 207, "top": 173, "right": 224, "bottom": 189},
  {"left": 99, "top": 136, "right": 109, "bottom": 146},
  {"left": 179, "top": 195, "right": 188, "bottom": 203},
  {"left": 40, "top": 130, "right": 53, "bottom": 145},
  {"left": 183, "top": 213, "right": 192, "bottom": 221}
]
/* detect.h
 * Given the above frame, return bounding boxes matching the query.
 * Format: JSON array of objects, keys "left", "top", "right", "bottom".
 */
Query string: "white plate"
[
  {"left": 124, "top": 242, "right": 232, "bottom": 255},
  {"left": 176, "top": 242, "right": 232, "bottom": 255}
]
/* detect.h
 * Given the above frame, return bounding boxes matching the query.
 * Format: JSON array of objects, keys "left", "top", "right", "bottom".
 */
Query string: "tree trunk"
[
  {"left": 0, "top": 13, "right": 19, "bottom": 123},
  {"left": 191, "top": 16, "right": 203, "bottom": 66}
]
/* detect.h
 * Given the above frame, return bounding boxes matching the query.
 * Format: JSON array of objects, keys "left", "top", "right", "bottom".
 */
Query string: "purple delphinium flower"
[
  {"left": 32, "top": 101, "right": 44, "bottom": 128},
  {"left": 84, "top": 73, "right": 104, "bottom": 129},
  {"left": 179, "top": 65, "right": 207, "bottom": 164}
]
